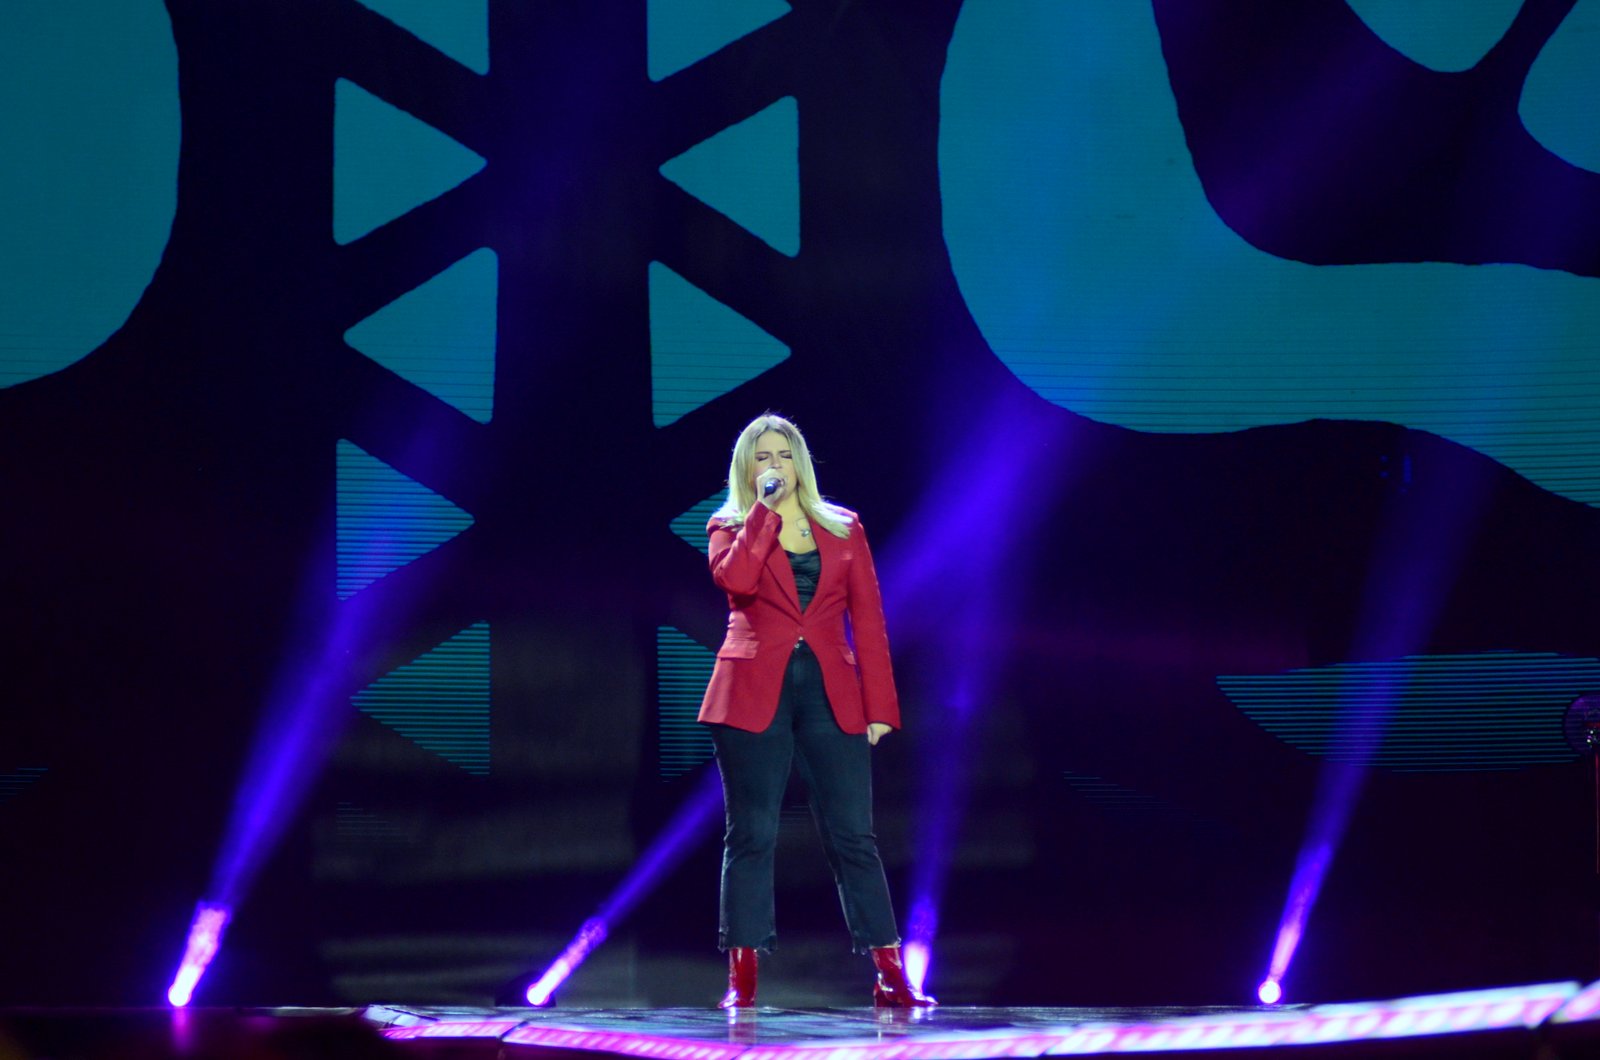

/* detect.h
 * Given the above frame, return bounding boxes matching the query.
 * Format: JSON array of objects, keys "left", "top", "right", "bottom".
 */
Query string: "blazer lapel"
[{"left": 806, "top": 524, "right": 842, "bottom": 614}]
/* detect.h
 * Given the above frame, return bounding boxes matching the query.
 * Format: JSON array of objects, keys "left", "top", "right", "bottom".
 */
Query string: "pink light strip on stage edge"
[
  {"left": 1040, "top": 983, "right": 1578, "bottom": 1055},
  {"left": 505, "top": 1026, "right": 747, "bottom": 1059},
  {"left": 376, "top": 981, "right": 1586, "bottom": 1057},
  {"left": 1554, "top": 977, "right": 1600, "bottom": 1023},
  {"left": 385, "top": 1018, "right": 527, "bottom": 1039}
]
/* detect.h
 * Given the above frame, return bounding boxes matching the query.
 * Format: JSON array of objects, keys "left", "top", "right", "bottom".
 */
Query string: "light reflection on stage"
[{"left": 366, "top": 978, "right": 1600, "bottom": 1057}]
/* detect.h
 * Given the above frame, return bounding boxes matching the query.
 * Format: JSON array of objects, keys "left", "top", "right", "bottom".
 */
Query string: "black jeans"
[{"left": 707, "top": 643, "right": 900, "bottom": 953}]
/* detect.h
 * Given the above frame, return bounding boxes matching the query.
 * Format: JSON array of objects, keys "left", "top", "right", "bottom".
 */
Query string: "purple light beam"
[
  {"left": 166, "top": 903, "right": 231, "bottom": 1007},
  {"left": 1261, "top": 450, "right": 1494, "bottom": 1000},
  {"left": 526, "top": 766, "right": 725, "bottom": 1004},
  {"left": 879, "top": 395, "right": 1067, "bottom": 997}
]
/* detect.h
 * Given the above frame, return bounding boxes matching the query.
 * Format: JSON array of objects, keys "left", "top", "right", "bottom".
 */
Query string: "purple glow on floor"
[
  {"left": 373, "top": 980, "right": 1584, "bottom": 1056},
  {"left": 902, "top": 937, "right": 932, "bottom": 995},
  {"left": 902, "top": 896, "right": 937, "bottom": 992},
  {"left": 526, "top": 766, "right": 725, "bottom": 1003},
  {"left": 165, "top": 903, "right": 231, "bottom": 1007},
  {"left": 528, "top": 919, "right": 608, "bottom": 1005}
]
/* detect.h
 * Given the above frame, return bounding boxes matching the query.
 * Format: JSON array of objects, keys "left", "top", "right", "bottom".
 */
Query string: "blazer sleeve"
[
  {"left": 845, "top": 517, "right": 902, "bottom": 729},
  {"left": 708, "top": 502, "right": 781, "bottom": 595}
]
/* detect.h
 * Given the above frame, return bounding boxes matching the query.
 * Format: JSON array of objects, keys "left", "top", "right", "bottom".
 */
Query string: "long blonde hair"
[{"left": 713, "top": 414, "right": 854, "bottom": 539}]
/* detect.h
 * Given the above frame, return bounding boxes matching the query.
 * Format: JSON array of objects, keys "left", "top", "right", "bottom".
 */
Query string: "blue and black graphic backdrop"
[{"left": 4, "top": 0, "right": 1600, "bottom": 1005}]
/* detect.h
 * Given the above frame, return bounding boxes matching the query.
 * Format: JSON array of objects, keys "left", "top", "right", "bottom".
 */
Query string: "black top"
[{"left": 786, "top": 549, "right": 821, "bottom": 610}]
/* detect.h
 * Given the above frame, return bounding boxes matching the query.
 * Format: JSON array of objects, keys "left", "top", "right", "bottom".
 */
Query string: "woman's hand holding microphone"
[{"left": 757, "top": 469, "right": 789, "bottom": 509}]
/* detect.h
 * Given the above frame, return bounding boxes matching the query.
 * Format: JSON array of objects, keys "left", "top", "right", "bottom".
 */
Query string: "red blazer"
[{"left": 697, "top": 502, "right": 901, "bottom": 734}]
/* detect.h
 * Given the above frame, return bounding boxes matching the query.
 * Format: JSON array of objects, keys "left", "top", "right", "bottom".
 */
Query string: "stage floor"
[
  {"left": 5, "top": 984, "right": 1600, "bottom": 1059},
  {"left": 366, "top": 979, "right": 1600, "bottom": 1058}
]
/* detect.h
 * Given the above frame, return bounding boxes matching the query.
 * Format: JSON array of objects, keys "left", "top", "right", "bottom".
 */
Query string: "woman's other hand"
[{"left": 866, "top": 723, "right": 892, "bottom": 746}]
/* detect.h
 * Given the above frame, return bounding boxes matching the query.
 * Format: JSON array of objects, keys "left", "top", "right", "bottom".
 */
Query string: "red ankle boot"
[
  {"left": 870, "top": 946, "right": 937, "bottom": 1007},
  {"left": 719, "top": 947, "right": 758, "bottom": 1008}
]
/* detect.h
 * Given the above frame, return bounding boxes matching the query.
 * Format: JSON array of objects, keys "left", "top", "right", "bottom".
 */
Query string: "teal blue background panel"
[
  {"left": 646, "top": 0, "right": 789, "bottom": 82},
  {"left": 1218, "top": 652, "right": 1597, "bottom": 772},
  {"left": 939, "top": 0, "right": 1600, "bottom": 507},
  {"left": 333, "top": 78, "right": 486, "bottom": 245},
  {"left": 671, "top": 492, "right": 727, "bottom": 554},
  {"left": 0, "top": 1, "right": 178, "bottom": 388},
  {"left": 353, "top": 0, "right": 489, "bottom": 74},
  {"left": 649, "top": 263, "right": 791, "bottom": 427},
  {"left": 660, "top": 96, "right": 799, "bottom": 257},
  {"left": 354, "top": 622, "right": 491, "bottom": 775},
  {"left": 335, "top": 440, "right": 475, "bottom": 599},
  {"left": 1344, "top": 0, "right": 1524, "bottom": 72},
  {"left": 1520, "top": 0, "right": 1600, "bottom": 173},
  {"left": 345, "top": 248, "right": 498, "bottom": 423},
  {"left": 657, "top": 627, "right": 715, "bottom": 778}
]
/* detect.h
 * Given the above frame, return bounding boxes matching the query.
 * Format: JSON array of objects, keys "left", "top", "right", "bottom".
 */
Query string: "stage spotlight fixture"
[
  {"left": 527, "top": 918, "right": 607, "bottom": 1006},
  {"left": 166, "top": 903, "right": 231, "bottom": 1007},
  {"left": 1258, "top": 978, "right": 1283, "bottom": 1006}
]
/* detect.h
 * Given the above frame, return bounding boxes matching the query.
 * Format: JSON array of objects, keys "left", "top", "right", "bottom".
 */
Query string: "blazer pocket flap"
[
  {"left": 717, "top": 638, "right": 759, "bottom": 659},
  {"left": 839, "top": 645, "right": 858, "bottom": 666}
]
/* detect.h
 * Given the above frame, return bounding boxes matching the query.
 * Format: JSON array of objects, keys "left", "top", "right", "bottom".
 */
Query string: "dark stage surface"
[{"left": 11, "top": 981, "right": 1600, "bottom": 1060}]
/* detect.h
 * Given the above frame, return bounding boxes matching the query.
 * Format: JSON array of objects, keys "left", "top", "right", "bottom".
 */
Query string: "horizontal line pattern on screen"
[
  {"left": 1005, "top": 355, "right": 1600, "bottom": 504},
  {"left": 1218, "top": 652, "right": 1599, "bottom": 772},
  {"left": 670, "top": 492, "right": 725, "bottom": 554},
  {"left": 335, "top": 801, "right": 411, "bottom": 844},
  {"left": 336, "top": 440, "right": 474, "bottom": 598},
  {"left": 0, "top": 766, "right": 48, "bottom": 803},
  {"left": 354, "top": 622, "right": 491, "bottom": 774},
  {"left": 657, "top": 626, "right": 715, "bottom": 779}
]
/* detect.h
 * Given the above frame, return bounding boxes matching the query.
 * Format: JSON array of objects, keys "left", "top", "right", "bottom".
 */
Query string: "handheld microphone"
[{"left": 763, "top": 477, "right": 783, "bottom": 497}]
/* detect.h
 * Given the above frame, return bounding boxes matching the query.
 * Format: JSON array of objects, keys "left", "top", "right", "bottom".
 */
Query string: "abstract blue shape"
[
  {"left": 0, "top": 766, "right": 48, "bottom": 804},
  {"left": 353, "top": 0, "right": 489, "bottom": 74},
  {"left": 670, "top": 491, "right": 726, "bottom": 553},
  {"left": 0, "top": 1, "right": 178, "bottom": 387},
  {"left": 344, "top": 248, "right": 497, "bottom": 423},
  {"left": 1521, "top": 0, "right": 1600, "bottom": 174},
  {"left": 335, "top": 440, "right": 474, "bottom": 598},
  {"left": 333, "top": 78, "right": 486, "bottom": 245},
  {"left": 649, "top": 263, "right": 790, "bottom": 426},
  {"left": 334, "top": 801, "right": 411, "bottom": 844},
  {"left": 354, "top": 622, "right": 491, "bottom": 774},
  {"left": 940, "top": 0, "right": 1600, "bottom": 506},
  {"left": 1217, "top": 652, "right": 1597, "bottom": 772},
  {"left": 646, "top": 0, "right": 789, "bottom": 81},
  {"left": 660, "top": 96, "right": 799, "bottom": 256},
  {"left": 657, "top": 627, "right": 715, "bottom": 778},
  {"left": 1345, "top": 0, "right": 1524, "bottom": 72},
  {"left": 1061, "top": 769, "right": 1226, "bottom": 837},
  {"left": 1060, "top": 770, "right": 1174, "bottom": 816}
]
